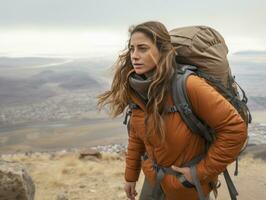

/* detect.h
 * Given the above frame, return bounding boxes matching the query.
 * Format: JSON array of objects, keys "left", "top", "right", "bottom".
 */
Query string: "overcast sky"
[{"left": 0, "top": 0, "right": 265, "bottom": 57}]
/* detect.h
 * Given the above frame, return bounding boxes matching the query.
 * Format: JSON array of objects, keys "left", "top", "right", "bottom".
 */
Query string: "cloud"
[
  {"left": 0, "top": 0, "right": 265, "bottom": 56},
  {"left": 0, "top": 29, "right": 128, "bottom": 58}
]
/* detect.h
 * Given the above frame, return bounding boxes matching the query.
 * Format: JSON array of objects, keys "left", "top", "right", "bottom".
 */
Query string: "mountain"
[
  {"left": 233, "top": 50, "right": 266, "bottom": 56},
  {"left": 0, "top": 57, "right": 66, "bottom": 68}
]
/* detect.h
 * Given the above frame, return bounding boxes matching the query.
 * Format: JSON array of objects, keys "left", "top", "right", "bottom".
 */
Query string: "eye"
[{"left": 139, "top": 47, "right": 148, "bottom": 52}]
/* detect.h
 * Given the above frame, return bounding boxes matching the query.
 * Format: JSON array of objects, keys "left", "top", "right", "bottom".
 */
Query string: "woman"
[{"left": 98, "top": 21, "right": 247, "bottom": 200}]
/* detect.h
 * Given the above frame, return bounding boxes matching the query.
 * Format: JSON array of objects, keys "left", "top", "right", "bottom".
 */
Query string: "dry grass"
[
  {"left": 1, "top": 151, "right": 266, "bottom": 200},
  {"left": 1, "top": 151, "right": 130, "bottom": 200}
]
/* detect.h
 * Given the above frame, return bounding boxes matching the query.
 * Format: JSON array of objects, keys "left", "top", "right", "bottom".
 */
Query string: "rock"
[
  {"left": 79, "top": 184, "right": 86, "bottom": 188},
  {"left": 92, "top": 144, "right": 127, "bottom": 154},
  {"left": 56, "top": 191, "right": 68, "bottom": 200},
  {"left": 79, "top": 148, "right": 102, "bottom": 160},
  {"left": 0, "top": 160, "right": 35, "bottom": 200}
]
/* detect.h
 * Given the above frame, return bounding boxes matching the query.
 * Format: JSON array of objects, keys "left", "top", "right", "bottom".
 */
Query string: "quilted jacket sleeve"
[
  {"left": 124, "top": 121, "right": 146, "bottom": 182},
  {"left": 186, "top": 75, "right": 248, "bottom": 183}
]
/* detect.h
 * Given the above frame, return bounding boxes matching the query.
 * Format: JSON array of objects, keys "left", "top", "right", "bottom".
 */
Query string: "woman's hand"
[
  {"left": 171, "top": 166, "right": 194, "bottom": 184},
  {"left": 124, "top": 181, "right": 138, "bottom": 200}
]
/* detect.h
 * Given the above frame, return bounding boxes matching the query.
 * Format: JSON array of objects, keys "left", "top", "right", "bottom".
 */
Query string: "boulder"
[
  {"left": 56, "top": 191, "right": 68, "bottom": 200},
  {"left": 0, "top": 160, "right": 35, "bottom": 200},
  {"left": 79, "top": 148, "right": 102, "bottom": 160}
]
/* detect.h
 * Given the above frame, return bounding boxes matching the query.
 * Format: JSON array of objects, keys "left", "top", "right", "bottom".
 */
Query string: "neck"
[{"left": 144, "top": 68, "right": 156, "bottom": 79}]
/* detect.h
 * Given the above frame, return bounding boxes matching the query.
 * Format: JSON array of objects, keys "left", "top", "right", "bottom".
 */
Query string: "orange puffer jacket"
[{"left": 124, "top": 75, "right": 247, "bottom": 200}]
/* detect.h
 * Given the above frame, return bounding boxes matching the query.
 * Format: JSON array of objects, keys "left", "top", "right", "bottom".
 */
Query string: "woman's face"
[{"left": 129, "top": 32, "right": 160, "bottom": 75}]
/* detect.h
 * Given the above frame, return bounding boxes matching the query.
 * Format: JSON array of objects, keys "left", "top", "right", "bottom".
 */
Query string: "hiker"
[{"left": 97, "top": 21, "right": 248, "bottom": 200}]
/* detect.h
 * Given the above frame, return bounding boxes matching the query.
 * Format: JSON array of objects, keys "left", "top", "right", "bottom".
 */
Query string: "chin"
[{"left": 134, "top": 69, "right": 145, "bottom": 75}]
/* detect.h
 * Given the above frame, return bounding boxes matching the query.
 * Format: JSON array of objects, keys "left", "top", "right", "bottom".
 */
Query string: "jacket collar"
[
  {"left": 129, "top": 88, "right": 174, "bottom": 113},
  {"left": 129, "top": 90, "right": 147, "bottom": 112}
]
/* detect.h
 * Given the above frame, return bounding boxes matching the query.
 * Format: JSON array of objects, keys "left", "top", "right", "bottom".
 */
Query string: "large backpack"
[
  {"left": 169, "top": 26, "right": 252, "bottom": 128},
  {"left": 168, "top": 26, "right": 252, "bottom": 200},
  {"left": 124, "top": 26, "right": 252, "bottom": 200}
]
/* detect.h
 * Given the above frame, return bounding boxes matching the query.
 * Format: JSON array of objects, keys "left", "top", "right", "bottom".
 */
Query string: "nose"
[{"left": 131, "top": 49, "right": 140, "bottom": 61}]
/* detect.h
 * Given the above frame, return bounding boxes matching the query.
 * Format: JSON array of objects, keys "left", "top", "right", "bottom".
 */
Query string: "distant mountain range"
[
  {"left": 233, "top": 50, "right": 266, "bottom": 56},
  {"left": 0, "top": 55, "right": 265, "bottom": 125},
  {"left": 0, "top": 69, "right": 102, "bottom": 106},
  {"left": 0, "top": 57, "right": 66, "bottom": 68}
]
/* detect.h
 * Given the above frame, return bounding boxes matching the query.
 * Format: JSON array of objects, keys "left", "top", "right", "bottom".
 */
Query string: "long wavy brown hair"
[{"left": 98, "top": 21, "right": 177, "bottom": 141}]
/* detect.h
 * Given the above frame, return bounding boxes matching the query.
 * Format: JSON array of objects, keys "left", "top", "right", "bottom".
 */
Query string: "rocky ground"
[{"left": 1, "top": 144, "right": 266, "bottom": 200}]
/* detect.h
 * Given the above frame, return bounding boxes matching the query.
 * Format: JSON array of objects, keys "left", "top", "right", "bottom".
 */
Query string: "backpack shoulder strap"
[
  {"left": 172, "top": 65, "right": 239, "bottom": 200},
  {"left": 123, "top": 102, "right": 140, "bottom": 134},
  {"left": 172, "top": 65, "right": 213, "bottom": 143}
]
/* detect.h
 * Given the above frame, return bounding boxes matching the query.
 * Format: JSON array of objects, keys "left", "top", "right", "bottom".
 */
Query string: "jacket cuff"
[{"left": 125, "top": 168, "right": 141, "bottom": 182}]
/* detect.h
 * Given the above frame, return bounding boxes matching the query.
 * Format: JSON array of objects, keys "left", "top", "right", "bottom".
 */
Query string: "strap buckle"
[
  {"left": 152, "top": 161, "right": 160, "bottom": 172},
  {"left": 180, "top": 103, "right": 192, "bottom": 115},
  {"left": 123, "top": 107, "right": 132, "bottom": 125},
  {"left": 167, "top": 106, "right": 178, "bottom": 113}
]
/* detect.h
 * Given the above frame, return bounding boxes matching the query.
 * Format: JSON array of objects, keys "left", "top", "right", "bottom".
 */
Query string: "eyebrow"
[{"left": 129, "top": 43, "right": 149, "bottom": 48}]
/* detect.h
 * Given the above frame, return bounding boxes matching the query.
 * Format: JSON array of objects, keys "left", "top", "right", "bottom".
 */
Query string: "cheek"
[{"left": 146, "top": 54, "right": 158, "bottom": 67}]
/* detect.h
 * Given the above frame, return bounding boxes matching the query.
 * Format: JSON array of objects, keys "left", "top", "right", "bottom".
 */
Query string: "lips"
[{"left": 133, "top": 63, "right": 143, "bottom": 67}]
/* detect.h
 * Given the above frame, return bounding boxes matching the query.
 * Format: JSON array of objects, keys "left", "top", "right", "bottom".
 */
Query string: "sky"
[{"left": 0, "top": 0, "right": 265, "bottom": 58}]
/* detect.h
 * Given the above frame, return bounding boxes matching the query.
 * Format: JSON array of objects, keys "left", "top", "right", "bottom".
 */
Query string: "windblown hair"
[{"left": 98, "top": 21, "right": 177, "bottom": 141}]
